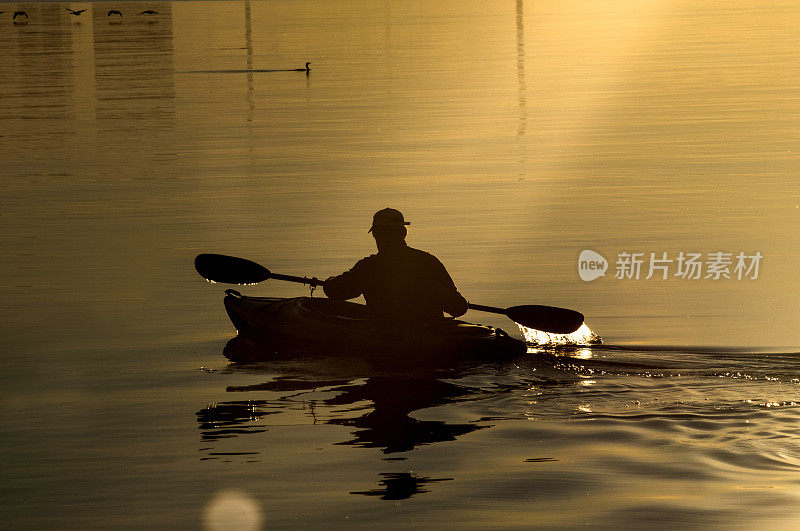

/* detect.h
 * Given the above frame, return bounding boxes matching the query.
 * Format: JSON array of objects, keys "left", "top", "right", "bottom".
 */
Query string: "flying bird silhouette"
[
  {"left": 139, "top": 10, "right": 159, "bottom": 15},
  {"left": 13, "top": 11, "right": 28, "bottom": 19},
  {"left": 66, "top": 8, "right": 87, "bottom": 15},
  {"left": 107, "top": 10, "right": 122, "bottom": 17}
]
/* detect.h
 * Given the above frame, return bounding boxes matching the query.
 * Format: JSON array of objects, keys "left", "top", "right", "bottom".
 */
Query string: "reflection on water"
[
  {"left": 350, "top": 472, "right": 453, "bottom": 500},
  {"left": 323, "top": 376, "right": 489, "bottom": 454},
  {"left": 93, "top": 3, "right": 175, "bottom": 128},
  {"left": 196, "top": 362, "right": 496, "bottom": 496},
  {"left": 194, "top": 341, "right": 800, "bottom": 513},
  {"left": 193, "top": 329, "right": 628, "bottom": 503},
  {"left": 196, "top": 402, "right": 273, "bottom": 443}
]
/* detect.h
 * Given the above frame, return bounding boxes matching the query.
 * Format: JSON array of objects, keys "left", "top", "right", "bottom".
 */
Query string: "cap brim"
[{"left": 368, "top": 222, "right": 410, "bottom": 232}]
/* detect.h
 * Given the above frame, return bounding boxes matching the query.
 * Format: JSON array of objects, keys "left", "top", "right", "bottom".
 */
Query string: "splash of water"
[{"left": 517, "top": 323, "right": 602, "bottom": 347}]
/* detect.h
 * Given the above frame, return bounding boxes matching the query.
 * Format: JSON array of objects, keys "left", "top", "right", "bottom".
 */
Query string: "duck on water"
[{"left": 181, "top": 62, "right": 311, "bottom": 75}]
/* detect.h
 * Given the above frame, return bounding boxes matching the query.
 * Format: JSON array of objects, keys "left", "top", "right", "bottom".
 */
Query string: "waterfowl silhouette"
[
  {"left": 13, "top": 11, "right": 28, "bottom": 19},
  {"left": 180, "top": 61, "right": 313, "bottom": 75},
  {"left": 139, "top": 10, "right": 158, "bottom": 15},
  {"left": 107, "top": 10, "right": 122, "bottom": 17},
  {"left": 66, "top": 8, "right": 87, "bottom": 15}
]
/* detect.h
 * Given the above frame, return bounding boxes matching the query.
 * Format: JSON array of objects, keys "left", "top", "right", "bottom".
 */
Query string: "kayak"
[{"left": 221, "top": 289, "right": 527, "bottom": 363}]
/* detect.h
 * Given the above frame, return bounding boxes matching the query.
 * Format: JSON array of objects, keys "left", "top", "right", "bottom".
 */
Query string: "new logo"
[{"left": 578, "top": 250, "right": 608, "bottom": 281}]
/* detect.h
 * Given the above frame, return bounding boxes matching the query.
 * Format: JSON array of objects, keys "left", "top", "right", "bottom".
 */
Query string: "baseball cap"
[{"left": 368, "top": 208, "right": 411, "bottom": 232}]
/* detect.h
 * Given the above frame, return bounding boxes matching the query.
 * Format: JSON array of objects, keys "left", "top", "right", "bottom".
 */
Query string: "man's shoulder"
[
  {"left": 356, "top": 252, "right": 380, "bottom": 264},
  {"left": 406, "top": 246, "right": 445, "bottom": 266},
  {"left": 408, "top": 247, "right": 439, "bottom": 262},
  {"left": 351, "top": 252, "right": 382, "bottom": 271},
  {"left": 359, "top": 247, "right": 443, "bottom": 268}
]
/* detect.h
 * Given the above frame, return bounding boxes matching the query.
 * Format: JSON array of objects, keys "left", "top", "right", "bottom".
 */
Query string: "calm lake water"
[{"left": 2, "top": 1, "right": 800, "bottom": 528}]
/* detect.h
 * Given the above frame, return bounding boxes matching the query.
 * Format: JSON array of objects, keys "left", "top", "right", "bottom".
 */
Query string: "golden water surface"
[{"left": 2, "top": 1, "right": 800, "bottom": 528}]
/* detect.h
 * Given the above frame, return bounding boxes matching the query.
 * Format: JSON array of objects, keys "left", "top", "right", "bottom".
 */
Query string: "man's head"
[{"left": 368, "top": 208, "right": 409, "bottom": 250}]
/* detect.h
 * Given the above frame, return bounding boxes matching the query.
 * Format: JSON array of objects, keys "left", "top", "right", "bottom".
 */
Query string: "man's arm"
[
  {"left": 323, "top": 260, "right": 365, "bottom": 301},
  {"left": 430, "top": 256, "right": 468, "bottom": 317},
  {"left": 441, "top": 285, "right": 468, "bottom": 318}
]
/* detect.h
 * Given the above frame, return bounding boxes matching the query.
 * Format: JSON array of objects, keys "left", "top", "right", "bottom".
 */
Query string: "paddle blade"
[
  {"left": 505, "top": 305, "right": 584, "bottom": 334},
  {"left": 194, "top": 254, "right": 271, "bottom": 285}
]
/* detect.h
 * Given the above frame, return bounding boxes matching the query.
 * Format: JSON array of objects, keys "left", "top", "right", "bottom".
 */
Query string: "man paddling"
[{"left": 323, "top": 208, "right": 469, "bottom": 319}]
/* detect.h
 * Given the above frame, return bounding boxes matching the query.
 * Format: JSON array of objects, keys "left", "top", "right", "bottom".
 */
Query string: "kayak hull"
[{"left": 221, "top": 290, "right": 527, "bottom": 363}]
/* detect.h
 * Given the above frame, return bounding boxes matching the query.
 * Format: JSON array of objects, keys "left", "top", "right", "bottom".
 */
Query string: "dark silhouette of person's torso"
[{"left": 324, "top": 244, "right": 467, "bottom": 319}]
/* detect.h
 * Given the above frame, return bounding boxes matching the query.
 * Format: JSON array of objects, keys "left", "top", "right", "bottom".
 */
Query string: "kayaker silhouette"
[{"left": 323, "top": 208, "right": 469, "bottom": 319}]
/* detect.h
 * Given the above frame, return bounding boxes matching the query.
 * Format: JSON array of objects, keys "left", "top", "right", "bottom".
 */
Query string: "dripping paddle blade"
[{"left": 194, "top": 254, "right": 271, "bottom": 285}]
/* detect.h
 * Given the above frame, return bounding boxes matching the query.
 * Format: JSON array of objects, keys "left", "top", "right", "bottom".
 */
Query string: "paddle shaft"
[
  {"left": 268, "top": 279, "right": 511, "bottom": 317},
  {"left": 238, "top": 266, "right": 522, "bottom": 322},
  {"left": 269, "top": 272, "right": 324, "bottom": 287},
  {"left": 263, "top": 274, "right": 580, "bottom": 332},
  {"left": 467, "top": 302, "right": 505, "bottom": 314},
  {"left": 269, "top": 277, "right": 581, "bottom": 333}
]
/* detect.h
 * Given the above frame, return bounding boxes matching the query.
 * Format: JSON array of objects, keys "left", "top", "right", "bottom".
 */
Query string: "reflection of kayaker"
[
  {"left": 201, "top": 367, "right": 490, "bottom": 456},
  {"left": 324, "top": 209, "right": 468, "bottom": 319}
]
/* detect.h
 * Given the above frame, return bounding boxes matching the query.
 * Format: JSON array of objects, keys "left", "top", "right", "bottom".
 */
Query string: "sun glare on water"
[
  {"left": 204, "top": 489, "right": 263, "bottom": 531},
  {"left": 517, "top": 323, "right": 602, "bottom": 347}
]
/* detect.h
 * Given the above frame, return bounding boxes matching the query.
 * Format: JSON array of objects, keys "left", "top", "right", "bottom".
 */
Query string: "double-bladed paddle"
[{"left": 194, "top": 253, "right": 584, "bottom": 334}]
